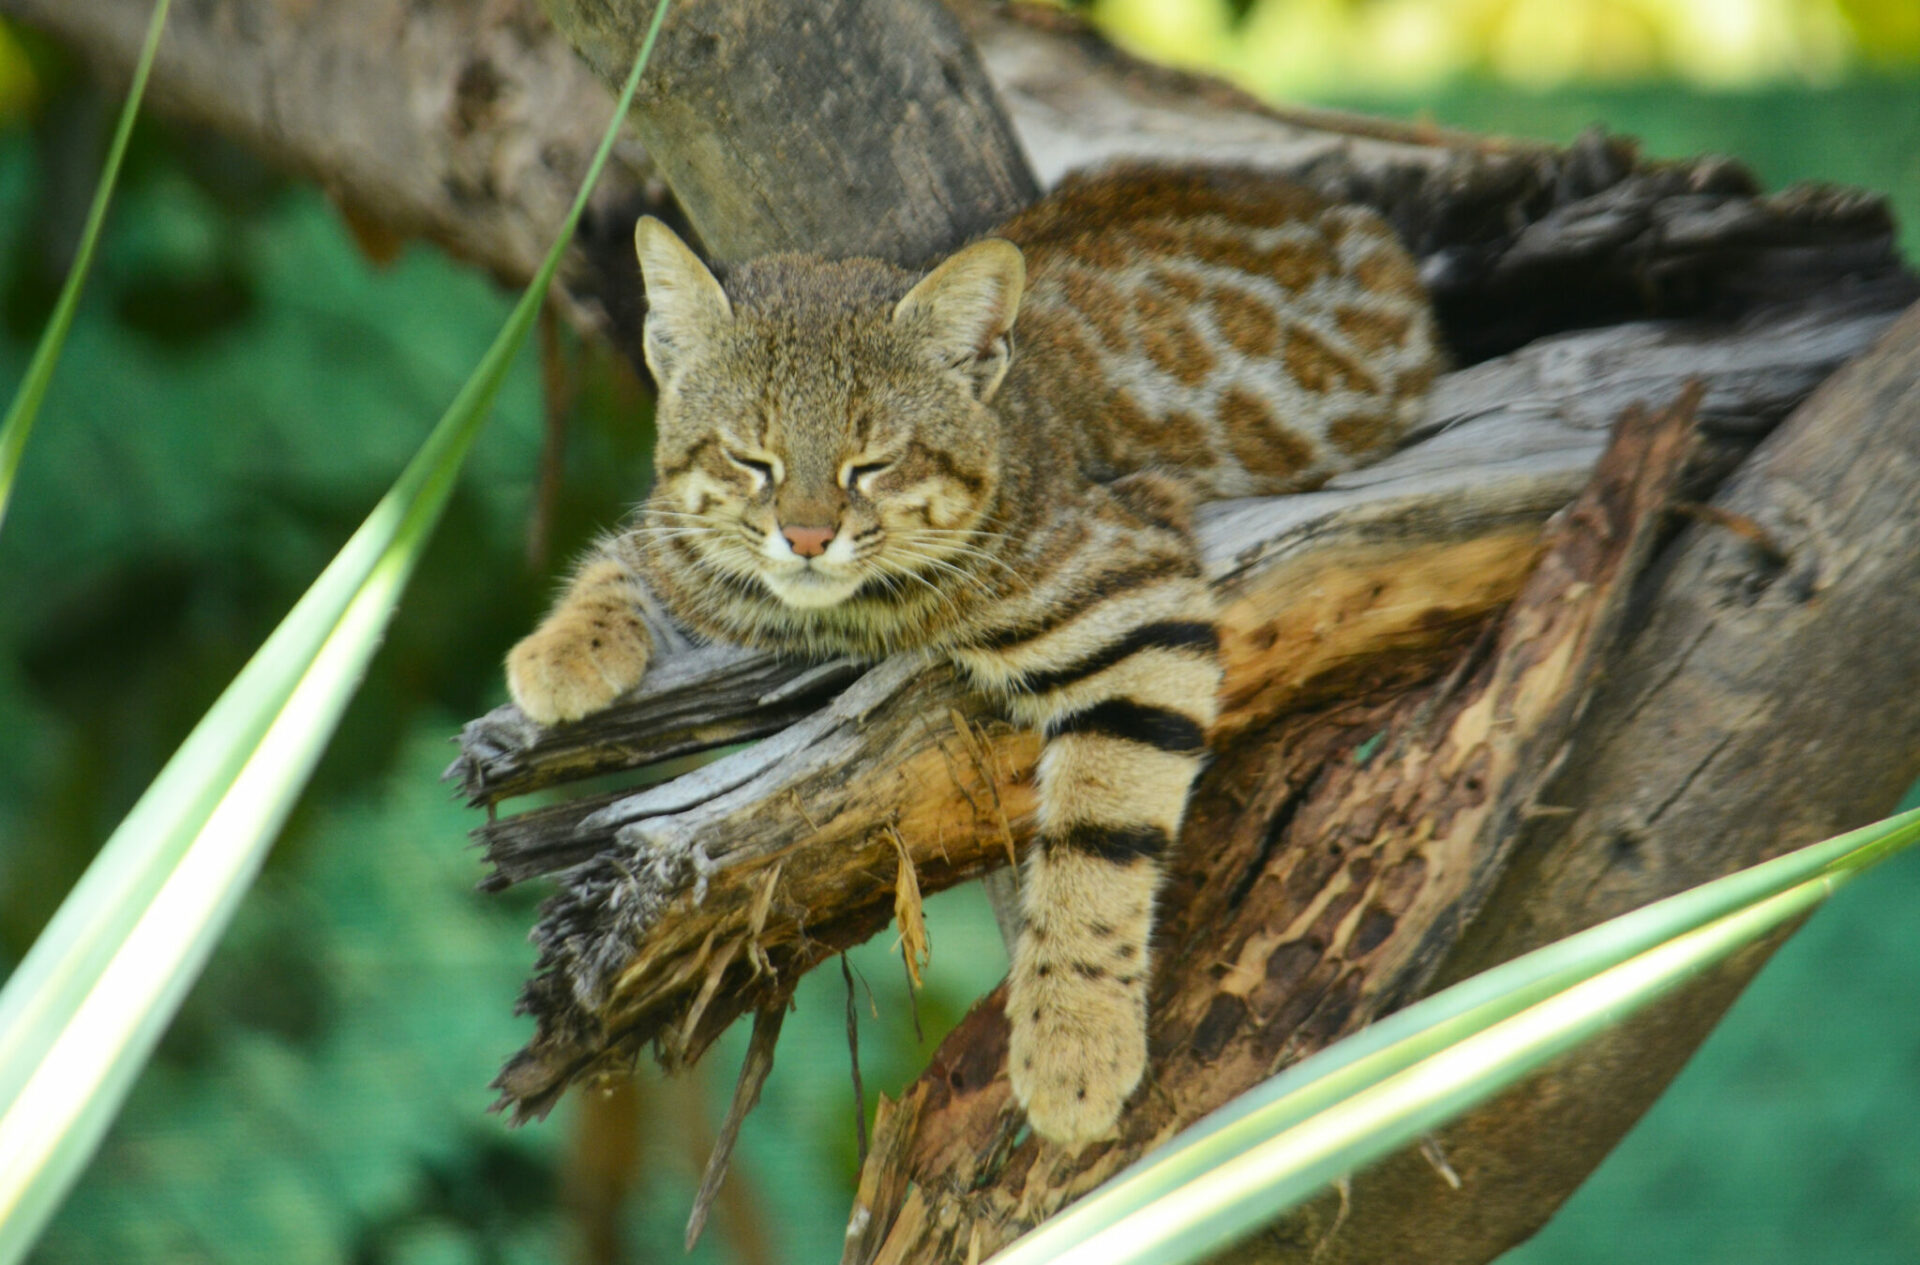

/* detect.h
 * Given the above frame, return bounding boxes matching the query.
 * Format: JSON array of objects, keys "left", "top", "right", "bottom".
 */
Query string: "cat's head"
[{"left": 634, "top": 217, "right": 1024, "bottom": 612}]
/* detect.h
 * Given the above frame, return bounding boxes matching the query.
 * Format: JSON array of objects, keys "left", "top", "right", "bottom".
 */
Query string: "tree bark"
[
  {"left": 539, "top": 0, "right": 1037, "bottom": 264},
  {"left": 0, "top": 0, "right": 656, "bottom": 330}
]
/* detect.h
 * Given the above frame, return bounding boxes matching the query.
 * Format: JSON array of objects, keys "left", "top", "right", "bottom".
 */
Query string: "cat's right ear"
[
  {"left": 635, "top": 217, "right": 731, "bottom": 384},
  {"left": 893, "top": 238, "right": 1025, "bottom": 402}
]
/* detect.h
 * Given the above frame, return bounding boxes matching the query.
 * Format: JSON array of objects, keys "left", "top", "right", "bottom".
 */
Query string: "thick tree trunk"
[
  {"left": 1256, "top": 302, "right": 1920, "bottom": 1264},
  {"left": 25, "top": 0, "right": 1919, "bottom": 1260},
  {"left": 539, "top": 0, "right": 1037, "bottom": 265}
]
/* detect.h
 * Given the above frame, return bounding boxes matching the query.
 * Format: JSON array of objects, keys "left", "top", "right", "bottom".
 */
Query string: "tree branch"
[
  {"left": 9, "top": 2, "right": 1906, "bottom": 361},
  {"left": 451, "top": 287, "right": 1903, "bottom": 1124}
]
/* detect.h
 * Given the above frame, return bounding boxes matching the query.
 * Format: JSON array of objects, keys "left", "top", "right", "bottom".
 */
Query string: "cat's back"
[{"left": 997, "top": 165, "right": 1440, "bottom": 498}]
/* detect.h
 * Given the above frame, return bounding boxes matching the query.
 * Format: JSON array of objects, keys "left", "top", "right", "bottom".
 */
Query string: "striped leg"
[{"left": 958, "top": 558, "right": 1220, "bottom": 1144}]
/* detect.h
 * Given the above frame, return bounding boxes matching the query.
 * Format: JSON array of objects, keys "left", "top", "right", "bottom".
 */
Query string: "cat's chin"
[{"left": 763, "top": 568, "right": 861, "bottom": 610}]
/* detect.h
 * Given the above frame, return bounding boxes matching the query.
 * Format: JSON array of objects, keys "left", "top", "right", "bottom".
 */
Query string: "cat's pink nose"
[{"left": 782, "top": 525, "right": 835, "bottom": 558}]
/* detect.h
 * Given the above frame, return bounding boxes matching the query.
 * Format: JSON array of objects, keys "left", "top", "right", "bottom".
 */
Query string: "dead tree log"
[
  {"left": 1245, "top": 294, "right": 1920, "bottom": 1265},
  {"left": 453, "top": 288, "right": 1906, "bottom": 1104},
  {"left": 454, "top": 290, "right": 1920, "bottom": 1263}
]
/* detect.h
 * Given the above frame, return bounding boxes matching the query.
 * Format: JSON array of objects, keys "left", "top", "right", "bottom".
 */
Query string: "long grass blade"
[
  {"left": 0, "top": 5, "right": 670, "bottom": 1257},
  {"left": 0, "top": 0, "right": 171, "bottom": 530},
  {"left": 991, "top": 805, "right": 1920, "bottom": 1265}
]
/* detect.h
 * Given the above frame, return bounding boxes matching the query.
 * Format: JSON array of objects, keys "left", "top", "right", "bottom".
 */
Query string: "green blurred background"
[{"left": 0, "top": 1, "right": 1917, "bottom": 1261}]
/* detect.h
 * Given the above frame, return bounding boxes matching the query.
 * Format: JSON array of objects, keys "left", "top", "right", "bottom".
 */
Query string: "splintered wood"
[{"left": 889, "top": 829, "right": 930, "bottom": 990}]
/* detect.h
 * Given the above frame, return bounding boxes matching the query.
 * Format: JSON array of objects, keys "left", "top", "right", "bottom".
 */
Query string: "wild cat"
[{"left": 506, "top": 165, "right": 1439, "bottom": 1143}]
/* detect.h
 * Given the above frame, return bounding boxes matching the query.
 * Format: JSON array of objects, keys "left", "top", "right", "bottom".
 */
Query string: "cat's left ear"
[
  {"left": 635, "top": 216, "right": 732, "bottom": 385},
  {"left": 893, "top": 238, "right": 1025, "bottom": 402}
]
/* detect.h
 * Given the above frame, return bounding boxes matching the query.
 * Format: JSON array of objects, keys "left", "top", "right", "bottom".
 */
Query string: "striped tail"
[{"left": 956, "top": 559, "right": 1219, "bottom": 1144}]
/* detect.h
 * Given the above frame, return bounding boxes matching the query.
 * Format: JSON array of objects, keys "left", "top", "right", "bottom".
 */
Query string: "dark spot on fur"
[
  {"left": 1221, "top": 387, "right": 1317, "bottom": 484},
  {"left": 1284, "top": 323, "right": 1380, "bottom": 394},
  {"left": 1210, "top": 284, "right": 1281, "bottom": 356},
  {"left": 1328, "top": 411, "right": 1392, "bottom": 456},
  {"left": 1335, "top": 304, "right": 1414, "bottom": 354}
]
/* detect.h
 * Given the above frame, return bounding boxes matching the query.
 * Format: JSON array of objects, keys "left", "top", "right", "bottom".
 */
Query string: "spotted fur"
[{"left": 506, "top": 165, "right": 1440, "bottom": 1144}]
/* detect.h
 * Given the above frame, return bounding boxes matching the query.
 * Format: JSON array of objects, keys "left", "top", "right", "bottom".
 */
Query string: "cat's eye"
[
  {"left": 841, "top": 460, "right": 891, "bottom": 491},
  {"left": 725, "top": 450, "right": 779, "bottom": 484}
]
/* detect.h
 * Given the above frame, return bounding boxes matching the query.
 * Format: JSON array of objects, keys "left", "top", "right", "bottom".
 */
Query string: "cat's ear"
[
  {"left": 635, "top": 216, "right": 731, "bottom": 384},
  {"left": 893, "top": 238, "right": 1025, "bottom": 402}
]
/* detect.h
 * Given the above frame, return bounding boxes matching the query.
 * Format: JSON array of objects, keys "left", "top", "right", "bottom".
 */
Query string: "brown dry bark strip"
[{"left": 684, "top": 1000, "right": 786, "bottom": 1251}]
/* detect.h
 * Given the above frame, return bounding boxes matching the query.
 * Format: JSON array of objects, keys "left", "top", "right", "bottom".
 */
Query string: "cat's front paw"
[
  {"left": 505, "top": 611, "right": 651, "bottom": 726},
  {"left": 1007, "top": 968, "right": 1148, "bottom": 1146}
]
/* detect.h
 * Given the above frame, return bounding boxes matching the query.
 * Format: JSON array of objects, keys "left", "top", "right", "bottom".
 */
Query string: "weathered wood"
[
  {"left": 0, "top": 0, "right": 658, "bottom": 333},
  {"left": 541, "top": 0, "right": 1038, "bottom": 264},
  {"left": 452, "top": 648, "right": 862, "bottom": 812},
  {"left": 1260, "top": 300, "right": 1920, "bottom": 1265},
  {"left": 458, "top": 291, "right": 1902, "bottom": 1124}
]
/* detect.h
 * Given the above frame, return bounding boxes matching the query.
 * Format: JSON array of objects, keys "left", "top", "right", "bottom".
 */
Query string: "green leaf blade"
[{"left": 0, "top": 0, "right": 172, "bottom": 530}]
